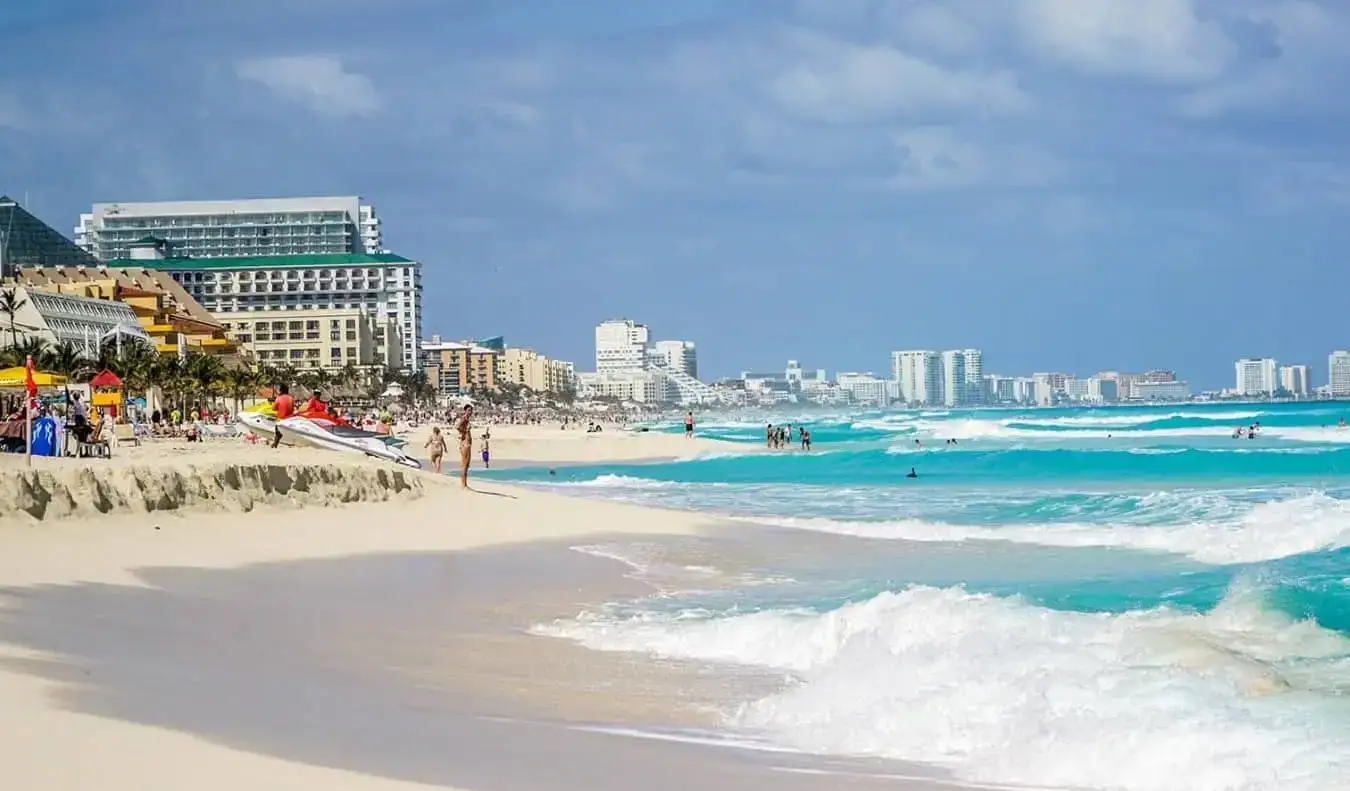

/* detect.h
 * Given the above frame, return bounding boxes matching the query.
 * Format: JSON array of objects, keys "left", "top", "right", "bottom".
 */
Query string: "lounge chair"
[{"left": 113, "top": 423, "right": 141, "bottom": 448}]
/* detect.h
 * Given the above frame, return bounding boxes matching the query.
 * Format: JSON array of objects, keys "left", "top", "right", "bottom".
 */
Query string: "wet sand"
[{"left": 0, "top": 498, "right": 1002, "bottom": 791}]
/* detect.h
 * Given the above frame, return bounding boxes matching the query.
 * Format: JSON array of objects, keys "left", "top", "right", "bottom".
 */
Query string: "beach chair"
[
  {"left": 77, "top": 422, "right": 112, "bottom": 459},
  {"left": 113, "top": 423, "right": 141, "bottom": 448}
]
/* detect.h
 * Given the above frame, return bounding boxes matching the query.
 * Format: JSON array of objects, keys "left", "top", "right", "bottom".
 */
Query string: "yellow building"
[
  {"left": 16, "top": 265, "right": 237, "bottom": 357},
  {"left": 421, "top": 338, "right": 500, "bottom": 396},
  {"left": 219, "top": 308, "right": 400, "bottom": 370},
  {"left": 501, "top": 347, "right": 575, "bottom": 393}
]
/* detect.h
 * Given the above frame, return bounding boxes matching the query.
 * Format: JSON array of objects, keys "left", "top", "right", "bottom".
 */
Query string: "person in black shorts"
[{"left": 684, "top": 412, "right": 694, "bottom": 438}]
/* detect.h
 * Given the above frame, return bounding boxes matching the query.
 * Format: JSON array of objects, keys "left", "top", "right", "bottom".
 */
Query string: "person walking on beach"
[
  {"left": 425, "top": 427, "right": 447, "bottom": 474},
  {"left": 684, "top": 412, "right": 694, "bottom": 438},
  {"left": 271, "top": 384, "right": 294, "bottom": 448},
  {"left": 480, "top": 430, "right": 491, "bottom": 469},
  {"left": 454, "top": 404, "right": 473, "bottom": 488},
  {"left": 766, "top": 423, "right": 775, "bottom": 448}
]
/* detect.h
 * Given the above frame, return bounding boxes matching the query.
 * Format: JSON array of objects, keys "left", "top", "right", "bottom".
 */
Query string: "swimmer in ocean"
[{"left": 906, "top": 467, "right": 918, "bottom": 478}]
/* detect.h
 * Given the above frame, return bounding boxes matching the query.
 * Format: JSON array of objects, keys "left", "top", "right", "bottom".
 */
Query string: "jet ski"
[
  {"left": 276, "top": 416, "right": 422, "bottom": 469},
  {"left": 237, "top": 403, "right": 420, "bottom": 469},
  {"left": 237, "top": 404, "right": 277, "bottom": 435}
]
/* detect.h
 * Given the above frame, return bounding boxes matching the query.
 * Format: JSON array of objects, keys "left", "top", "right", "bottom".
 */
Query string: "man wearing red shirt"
[{"left": 271, "top": 384, "right": 294, "bottom": 448}]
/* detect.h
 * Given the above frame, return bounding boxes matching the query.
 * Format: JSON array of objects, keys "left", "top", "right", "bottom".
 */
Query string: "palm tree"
[
  {"left": 185, "top": 353, "right": 226, "bottom": 411},
  {"left": 364, "top": 365, "right": 391, "bottom": 402},
  {"left": 43, "top": 341, "right": 92, "bottom": 410},
  {"left": 222, "top": 365, "right": 261, "bottom": 414},
  {"left": 7, "top": 336, "right": 49, "bottom": 369},
  {"left": 0, "top": 288, "right": 26, "bottom": 349},
  {"left": 336, "top": 362, "right": 362, "bottom": 398}
]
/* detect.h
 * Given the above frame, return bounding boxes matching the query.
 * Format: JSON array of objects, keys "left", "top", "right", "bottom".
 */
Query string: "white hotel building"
[
  {"left": 75, "top": 196, "right": 383, "bottom": 261},
  {"left": 1235, "top": 357, "right": 1278, "bottom": 396},
  {"left": 107, "top": 242, "right": 422, "bottom": 370},
  {"left": 77, "top": 196, "right": 420, "bottom": 370},
  {"left": 1329, "top": 351, "right": 1350, "bottom": 397}
]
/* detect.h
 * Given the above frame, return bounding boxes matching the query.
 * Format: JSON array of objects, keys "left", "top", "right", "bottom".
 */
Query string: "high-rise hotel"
[
  {"left": 75, "top": 196, "right": 383, "bottom": 260},
  {"left": 74, "top": 196, "right": 422, "bottom": 370}
]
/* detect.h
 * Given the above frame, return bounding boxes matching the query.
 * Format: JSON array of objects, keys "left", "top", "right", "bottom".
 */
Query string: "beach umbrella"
[{"left": 0, "top": 366, "right": 66, "bottom": 389}]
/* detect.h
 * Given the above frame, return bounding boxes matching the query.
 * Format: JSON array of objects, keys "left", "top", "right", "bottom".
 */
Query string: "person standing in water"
[{"left": 454, "top": 404, "right": 473, "bottom": 488}]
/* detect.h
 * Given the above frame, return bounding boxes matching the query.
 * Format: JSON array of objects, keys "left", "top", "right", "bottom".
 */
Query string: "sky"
[{"left": 2, "top": 0, "right": 1348, "bottom": 388}]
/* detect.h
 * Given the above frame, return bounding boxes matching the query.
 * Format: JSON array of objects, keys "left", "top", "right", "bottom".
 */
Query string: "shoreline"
[{"left": 0, "top": 436, "right": 980, "bottom": 791}]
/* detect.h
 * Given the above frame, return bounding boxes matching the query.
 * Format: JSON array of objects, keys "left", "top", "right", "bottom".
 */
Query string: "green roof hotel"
[{"left": 77, "top": 196, "right": 422, "bottom": 370}]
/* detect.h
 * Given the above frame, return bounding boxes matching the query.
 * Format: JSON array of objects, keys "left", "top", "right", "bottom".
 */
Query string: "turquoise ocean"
[{"left": 488, "top": 402, "right": 1350, "bottom": 791}]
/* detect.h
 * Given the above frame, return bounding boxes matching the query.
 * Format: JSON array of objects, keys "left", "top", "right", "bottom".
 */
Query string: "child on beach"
[
  {"left": 480, "top": 431, "right": 491, "bottom": 469},
  {"left": 425, "top": 427, "right": 447, "bottom": 474}
]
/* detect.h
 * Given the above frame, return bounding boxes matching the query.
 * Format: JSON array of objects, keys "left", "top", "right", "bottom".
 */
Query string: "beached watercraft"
[
  {"left": 236, "top": 404, "right": 420, "bottom": 468},
  {"left": 275, "top": 416, "right": 422, "bottom": 468}
]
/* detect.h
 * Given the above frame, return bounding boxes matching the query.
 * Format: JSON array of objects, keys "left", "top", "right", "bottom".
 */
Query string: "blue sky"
[{"left": 3, "top": 0, "right": 1348, "bottom": 387}]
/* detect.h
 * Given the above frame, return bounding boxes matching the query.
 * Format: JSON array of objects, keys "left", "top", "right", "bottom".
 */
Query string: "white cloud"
[
  {"left": 234, "top": 55, "right": 379, "bottom": 116},
  {"left": 889, "top": 126, "right": 1058, "bottom": 190},
  {"left": 767, "top": 31, "right": 1028, "bottom": 122},
  {"left": 1016, "top": 0, "right": 1234, "bottom": 82}
]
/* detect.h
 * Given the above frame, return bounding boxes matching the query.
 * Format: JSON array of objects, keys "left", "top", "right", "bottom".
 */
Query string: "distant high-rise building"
[
  {"left": 76, "top": 196, "right": 384, "bottom": 261},
  {"left": 652, "top": 339, "right": 697, "bottom": 379},
  {"left": 941, "top": 350, "right": 967, "bottom": 407},
  {"left": 837, "top": 372, "right": 889, "bottom": 405},
  {"left": 1133, "top": 380, "right": 1191, "bottom": 401},
  {"left": 960, "top": 349, "right": 983, "bottom": 405},
  {"left": 595, "top": 319, "right": 651, "bottom": 375},
  {"left": 1235, "top": 357, "right": 1278, "bottom": 396},
  {"left": 1033, "top": 372, "right": 1067, "bottom": 406},
  {"left": 892, "top": 350, "right": 943, "bottom": 406},
  {"left": 1329, "top": 351, "right": 1350, "bottom": 397},
  {"left": 1279, "top": 365, "right": 1310, "bottom": 397}
]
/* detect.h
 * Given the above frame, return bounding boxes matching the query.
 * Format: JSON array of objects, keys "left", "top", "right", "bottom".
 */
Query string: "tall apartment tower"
[
  {"left": 595, "top": 319, "right": 651, "bottom": 375},
  {"left": 892, "top": 350, "right": 943, "bottom": 406}
]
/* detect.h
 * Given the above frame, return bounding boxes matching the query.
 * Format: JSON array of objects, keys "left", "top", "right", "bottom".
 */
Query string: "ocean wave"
[
  {"left": 747, "top": 493, "right": 1350, "bottom": 564},
  {"left": 536, "top": 584, "right": 1350, "bottom": 791},
  {"left": 1012, "top": 410, "right": 1264, "bottom": 428},
  {"left": 1263, "top": 426, "right": 1350, "bottom": 443},
  {"left": 559, "top": 474, "right": 677, "bottom": 490},
  {"left": 910, "top": 418, "right": 1240, "bottom": 441}
]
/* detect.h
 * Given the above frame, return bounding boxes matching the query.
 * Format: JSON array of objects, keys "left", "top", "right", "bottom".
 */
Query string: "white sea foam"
[
  {"left": 560, "top": 474, "right": 677, "bottom": 489},
  {"left": 1263, "top": 426, "right": 1350, "bottom": 444},
  {"left": 747, "top": 493, "right": 1350, "bottom": 564},
  {"left": 1010, "top": 410, "right": 1264, "bottom": 428},
  {"left": 910, "top": 418, "right": 1239, "bottom": 441},
  {"left": 537, "top": 585, "right": 1350, "bottom": 791}
]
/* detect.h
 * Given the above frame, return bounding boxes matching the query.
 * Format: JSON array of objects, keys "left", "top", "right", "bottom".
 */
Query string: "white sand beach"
[
  {"left": 402, "top": 421, "right": 757, "bottom": 465},
  {"left": 0, "top": 435, "right": 968, "bottom": 791}
]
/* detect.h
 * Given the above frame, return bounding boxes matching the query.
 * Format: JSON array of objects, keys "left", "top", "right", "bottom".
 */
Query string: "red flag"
[{"left": 24, "top": 355, "right": 36, "bottom": 399}]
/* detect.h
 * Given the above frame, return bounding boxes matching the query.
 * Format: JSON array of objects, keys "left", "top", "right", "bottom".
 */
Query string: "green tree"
[{"left": 0, "top": 288, "right": 26, "bottom": 349}]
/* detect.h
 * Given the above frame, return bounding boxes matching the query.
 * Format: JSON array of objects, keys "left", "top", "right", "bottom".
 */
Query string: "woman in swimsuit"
[
  {"left": 424, "top": 426, "right": 447, "bottom": 474},
  {"left": 454, "top": 405, "right": 473, "bottom": 488}
]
